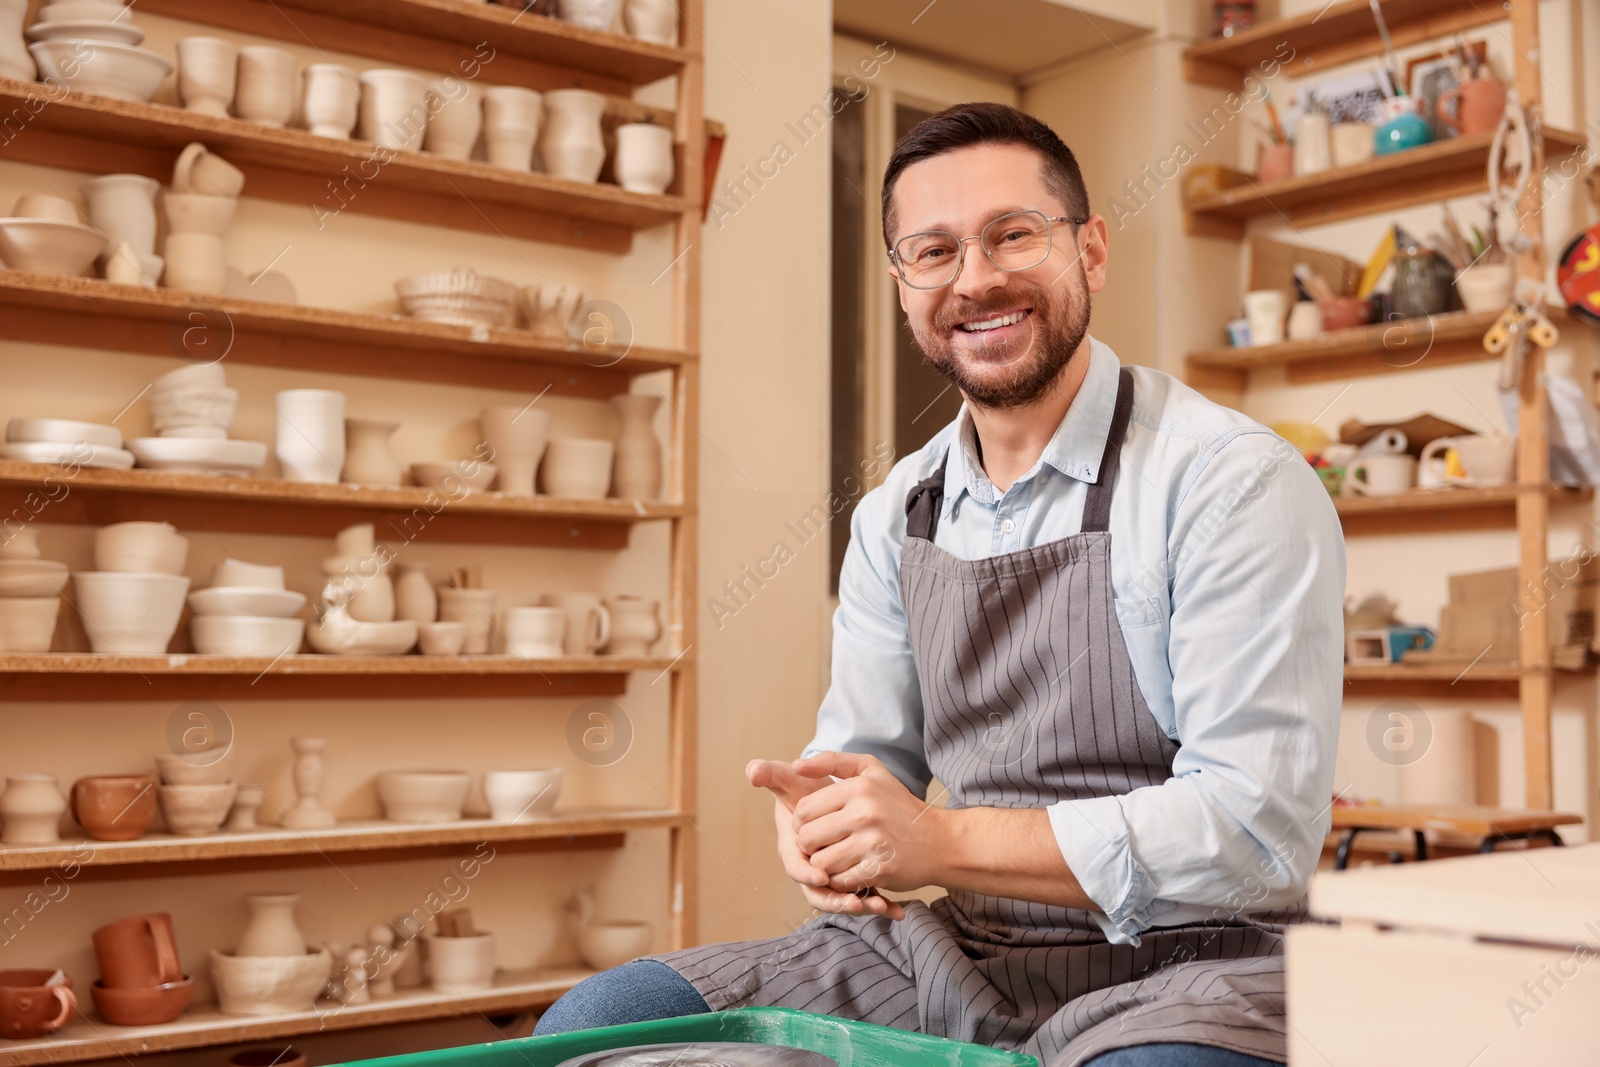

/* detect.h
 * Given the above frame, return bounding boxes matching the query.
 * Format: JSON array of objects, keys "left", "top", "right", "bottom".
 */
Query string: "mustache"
[{"left": 935, "top": 292, "right": 1047, "bottom": 331}]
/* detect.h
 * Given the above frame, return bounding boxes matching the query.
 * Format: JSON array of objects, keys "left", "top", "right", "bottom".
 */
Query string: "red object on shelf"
[{"left": 1213, "top": 1, "right": 1256, "bottom": 37}]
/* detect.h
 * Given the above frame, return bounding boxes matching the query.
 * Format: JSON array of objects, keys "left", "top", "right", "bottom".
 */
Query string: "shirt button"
[{"left": 1000, "top": 518, "right": 1016, "bottom": 534}]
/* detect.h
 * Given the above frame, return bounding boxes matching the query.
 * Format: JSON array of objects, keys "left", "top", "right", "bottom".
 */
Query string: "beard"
[{"left": 910, "top": 261, "right": 1091, "bottom": 410}]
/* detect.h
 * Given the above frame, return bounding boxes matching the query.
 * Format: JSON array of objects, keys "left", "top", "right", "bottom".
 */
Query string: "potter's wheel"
[{"left": 552, "top": 1044, "right": 838, "bottom": 1067}]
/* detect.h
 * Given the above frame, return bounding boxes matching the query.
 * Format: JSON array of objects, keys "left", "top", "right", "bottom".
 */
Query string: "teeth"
[{"left": 959, "top": 310, "right": 1024, "bottom": 332}]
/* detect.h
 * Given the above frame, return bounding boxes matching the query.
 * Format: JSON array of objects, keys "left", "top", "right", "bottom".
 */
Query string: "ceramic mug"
[
  {"left": 1292, "top": 113, "right": 1330, "bottom": 176},
  {"left": 1242, "top": 289, "right": 1288, "bottom": 347},
  {"left": 0, "top": 970, "right": 76, "bottom": 1040},
  {"left": 1345, "top": 454, "right": 1416, "bottom": 497},
  {"left": 501, "top": 605, "right": 564, "bottom": 659},
  {"left": 92, "top": 913, "right": 182, "bottom": 989},
  {"left": 1439, "top": 78, "right": 1507, "bottom": 137},
  {"left": 539, "top": 592, "right": 610, "bottom": 656},
  {"left": 1420, "top": 433, "right": 1514, "bottom": 488},
  {"left": 1330, "top": 122, "right": 1374, "bottom": 168}
]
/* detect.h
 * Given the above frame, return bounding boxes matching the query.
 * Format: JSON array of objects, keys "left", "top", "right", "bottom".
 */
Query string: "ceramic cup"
[
  {"left": 1292, "top": 112, "right": 1331, "bottom": 176},
  {"left": 163, "top": 233, "right": 227, "bottom": 295},
  {"left": 175, "top": 36, "right": 237, "bottom": 118},
  {"left": 359, "top": 68, "right": 430, "bottom": 151},
  {"left": 480, "top": 405, "right": 550, "bottom": 497},
  {"left": 173, "top": 143, "right": 246, "bottom": 198},
  {"left": 624, "top": 0, "right": 677, "bottom": 44},
  {"left": 235, "top": 45, "right": 297, "bottom": 126},
  {"left": 538, "top": 592, "right": 609, "bottom": 656},
  {"left": 1439, "top": 78, "right": 1507, "bottom": 137},
  {"left": 613, "top": 122, "right": 674, "bottom": 194},
  {"left": 482, "top": 769, "right": 561, "bottom": 820},
  {"left": 302, "top": 63, "right": 359, "bottom": 138},
  {"left": 1330, "top": 122, "right": 1374, "bottom": 168},
  {"left": 426, "top": 932, "right": 495, "bottom": 991},
  {"left": 423, "top": 76, "right": 481, "bottom": 160},
  {"left": 1345, "top": 453, "right": 1416, "bottom": 497},
  {"left": 482, "top": 86, "right": 542, "bottom": 171},
  {"left": 0, "top": 971, "right": 75, "bottom": 1040},
  {"left": 437, "top": 587, "right": 496, "bottom": 654},
  {"left": 1286, "top": 301, "right": 1323, "bottom": 341},
  {"left": 1242, "top": 289, "right": 1288, "bottom": 347},
  {"left": 501, "top": 605, "right": 564, "bottom": 659},
  {"left": 71, "top": 774, "right": 157, "bottom": 842},
  {"left": 417, "top": 620, "right": 466, "bottom": 655},
  {"left": 92, "top": 913, "right": 182, "bottom": 989},
  {"left": 541, "top": 437, "right": 613, "bottom": 498},
  {"left": 1257, "top": 141, "right": 1293, "bottom": 182},
  {"left": 274, "top": 389, "right": 346, "bottom": 484},
  {"left": 538, "top": 88, "right": 606, "bottom": 183},
  {"left": 556, "top": 0, "right": 619, "bottom": 30},
  {"left": 1420, "top": 433, "right": 1514, "bottom": 488}
]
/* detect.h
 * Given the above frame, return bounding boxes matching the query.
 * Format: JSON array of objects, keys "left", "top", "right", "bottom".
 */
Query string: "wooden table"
[{"left": 1329, "top": 804, "right": 1583, "bottom": 869}]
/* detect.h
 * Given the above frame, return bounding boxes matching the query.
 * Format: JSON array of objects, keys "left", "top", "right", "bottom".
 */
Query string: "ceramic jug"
[
  {"left": 0, "top": 0, "right": 35, "bottom": 82},
  {"left": 236, "top": 893, "right": 308, "bottom": 957},
  {"left": 343, "top": 418, "right": 402, "bottom": 487},
  {"left": 394, "top": 562, "right": 437, "bottom": 624},
  {"left": 538, "top": 89, "right": 607, "bottom": 183},
  {"left": 624, "top": 0, "right": 677, "bottom": 44},
  {"left": 610, "top": 394, "right": 662, "bottom": 499},
  {"left": 0, "top": 775, "right": 66, "bottom": 844},
  {"left": 323, "top": 555, "right": 394, "bottom": 623},
  {"left": 603, "top": 595, "right": 661, "bottom": 656}
]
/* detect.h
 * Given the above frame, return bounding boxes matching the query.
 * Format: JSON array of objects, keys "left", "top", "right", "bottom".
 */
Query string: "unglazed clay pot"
[
  {"left": 538, "top": 88, "right": 607, "bottom": 183},
  {"left": 426, "top": 932, "right": 496, "bottom": 991},
  {"left": 613, "top": 122, "right": 674, "bottom": 194},
  {"left": 175, "top": 36, "right": 237, "bottom": 118},
  {"left": 0, "top": 774, "right": 66, "bottom": 844},
  {"left": 159, "top": 782, "right": 237, "bottom": 835},
  {"left": 359, "top": 68, "right": 429, "bottom": 151},
  {"left": 210, "top": 948, "right": 331, "bottom": 1015},
  {"left": 236, "top": 45, "right": 297, "bottom": 126},
  {"left": 89, "top": 977, "right": 192, "bottom": 1026},
  {"left": 92, "top": 912, "right": 182, "bottom": 989},
  {"left": 423, "top": 76, "right": 481, "bottom": 160},
  {"left": 275, "top": 389, "right": 346, "bottom": 483},
  {"left": 71, "top": 775, "right": 157, "bottom": 841},
  {"left": 0, "top": 0, "right": 35, "bottom": 81},
  {"left": 541, "top": 437, "right": 614, "bottom": 499},
  {"left": 394, "top": 562, "right": 436, "bottom": 624},
  {"left": 82, "top": 174, "right": 159, "bottom": 259},
  {"left": 481, "top": 404, "right": 550, "bottom": 497},
  {"left": 603, "top": 595, "right": 660, "bottom": 656},
  {"left": 236, "top": 893, "right": 308, "bottom": 958},
  {"left": 0, "top": 970, "right": 75, "bottom": 1039},
  {"left": 302, "top": 63, "right": 359, "bottom": 138},
  {"left": 610, "top": 394, "right": 662, "bottom": 499},
  {"left": 624, "top": 0, "right": 677, "bottom": 44},
  {"left": 482, "top": 86, "right": 541, "bottom": 171},
  {"left": 343, "top": 418, "right": 401, "bottom": 487}
]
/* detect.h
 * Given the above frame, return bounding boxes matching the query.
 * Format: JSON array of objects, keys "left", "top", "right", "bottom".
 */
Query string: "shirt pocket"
[{"left": 1113, "top": 594, "right": 1178, "bottom": 741}]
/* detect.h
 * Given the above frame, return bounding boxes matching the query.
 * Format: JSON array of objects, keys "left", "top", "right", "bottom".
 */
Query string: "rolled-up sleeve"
[{"left": 1050, "top": 430, "right": 1345, "bottom": 944}]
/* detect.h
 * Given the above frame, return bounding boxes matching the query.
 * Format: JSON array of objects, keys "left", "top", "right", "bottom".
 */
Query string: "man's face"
[{"left": 888, "top": 143, "right": 1108, "bottom": 410}]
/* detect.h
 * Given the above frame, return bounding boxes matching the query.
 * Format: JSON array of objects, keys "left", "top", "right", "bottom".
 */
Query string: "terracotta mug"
[
  {"left": 1439, "top": 78, "right": 1507, "bottom": 136},
  {"left": 92, "top": 913, "right": 182, "bottom": 989},
  {"left": 0, "top": 970, "right": 76, "bottom": 1039},
  {"left": 71, "top": 775, "right": 158, "bottom": 842}
]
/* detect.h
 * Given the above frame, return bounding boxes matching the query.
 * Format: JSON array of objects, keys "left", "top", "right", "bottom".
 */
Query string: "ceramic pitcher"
[
  {"left": 236, "top": 893, "right": 308, "bottom": 957},
  {"left": 0, "top": 774, "right": 65, "bottom": 844},
  {"left": 0, "top": 0, "right": 35, "bottom": 81},
  {"left": 538, "top": 89, "right": 607, "bottom": 183},
  {"left": 610, "top": 394, "right": 662, "bottom": 499}
]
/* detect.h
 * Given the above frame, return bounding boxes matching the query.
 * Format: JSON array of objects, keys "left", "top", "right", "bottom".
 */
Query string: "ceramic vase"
[
  {"left": 283, "top": 737, "right": 336, "bottom": 829},
  {"left": 610, "top": 394, "right": 662, "bottom": 499},
  {"left": 237, "top": 893, "right": 308, "bottom": 957},
  {"left": 538, "top": 89, "right": 607, "bottom": 183},
  {"left": 613, "top": 123, "right": 674, "bottom": 194},
  {"left": 343, "top": 418, "right": 401, "bottom": 487},
  {"left": 557, "top": 0, "right": 620, "bottom": 31},
  {"left": 82, "top": 174, "right": 159, "bottom": 261},
  {"left": 0, "top": 774, "right": 65, "bottom": 844},
  {"left": 481, "top": 405, "right": 551, "bottom": 497},
  {"left": 394, "top": 562, "right": 437, "bottom": 624},
  {"left": 275, "top": 389, "right": 346, "bottom": 484},
  {"left": 482, "top": 86, "right": 542, "bottom": 171},
  {"left": 176, "top": 36, "right": 238, "bottom": 118},
  {"left": 423, "top": 76, "right": 481, "bottom": 160},
  {"left": 236, "top": 46, "right": 297, "bottom": 127},
  {"left": 603, "top": 595, "right": 661, "bottom": 656},
  {"left": 624, "top": 0, "right": 677, "bottom": 44},
  {"left": 359, "top": 69, "right": 430, "bottom": 152},
  {"left": 0, "top": 0, "right": 34, "bottom": 81},
  {"left": 302, "top": 63, "right": 359, "bottom": 139},
  {"left": 163, "top": 233, "right": 227, "bottom": 295}
]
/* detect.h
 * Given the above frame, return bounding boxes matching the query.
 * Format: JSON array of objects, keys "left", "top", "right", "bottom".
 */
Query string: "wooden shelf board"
[
  {"left": 1344, "top": 663, "right": 1521, "bottom": 683},
  {"left": 0, "top": 965, "right": 592, "bottom": 1065},
  {"left": 1335, "top": 485, "right": 1592, "bottom": 535},
  {"left": 0, "top": 653, "right": 684, "bottom": 700},
  {"left": 0, "top": 271, "right": 687, "bottom": 397},
  {"left": 1328, "top": 803, "right": 1583, "bottom": 836},
  {"left": 1184, "top": 128, "right": 1586, "bottom": 236},
  {"left": 140, "top": 0, "right": 689, "bottom": 92},
  {"left": 0, "top": 78, "right": 693, "bottom": 251},
  {"left": 0, "top": 460, "right": 684, "bottom": 549},
  {"left": 1183, "top": 0, "right": 1509, "bottom": 89},
  {"left": 0, "top": 809, "right": 681, "bottom": 873}
]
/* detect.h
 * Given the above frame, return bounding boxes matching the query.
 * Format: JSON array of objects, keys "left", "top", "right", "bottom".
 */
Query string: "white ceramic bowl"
[
  {"left": 154, "top": 751, "right": 232, "bottom": 786},
  {"left": 128, "top": 437, "right": 266, "bottom": 476},
  {"left": 394, "top": 269, "right": 517, "bottom": 327},
  {"left": 26, "top": 19, "right": 145, "bottom": 46},
  {"left": 29, "top": 40, "right": 173, "bottom": 102},
  {"left": 157, "top": 781, "right": 236, "bottom": 835},
  {"left": 6, "top": 418, "right": 121, "bottom": 448},
  {"left": 148, "top": 386, "right": 237, "bottom": 433},
  {"left": 0, "top": 596, "right": 61, "bottom": 652},
  {"left": 190, "top": 615, "right": 304, "bottom": 657},
  {"left": 482, "top": 768, "right": 561, "bottom": 821},
  {"left": 211, "top": 559, "right": 284, "bottom": 589},
  {"left": 0, "top": 218, "right": 105, "bottom": 277},
  {"left": 411, "top": 461, "right": 496, "bottom": 495},
  {"left": 210, "top": 948, "right": 332, "bottom": 1015},
  {"left": 35, "top": 1, "right": 131, "bottom": 23},
  {"left": 416, "top": 620, "right": 465, "bottom": 655},
  {"left": 377, "top": 770, "right": 471, "bottom": 822},
  {"left": 93, "top": 521, "right": 188, "bottom": 575},
  {"left": 71, "top": 572, "right": 190, "bottom": 654},
  {"left": 305, "top": 617, "right": 417, "bottom": 655},
  {"left": 424, "top": 933, "right": 496, "bottom": 992},
  {"left": 188, "top": 587, "right": 305, "bottom": 618},
  {"left": 575, "top": 922, "right": 653, "bottom": 971},
  {"left": 0, "top": 560, "right": 70, "bottom": 598},
  {"left": 153, "top": 363, "right": 226, "bottom": 392}
]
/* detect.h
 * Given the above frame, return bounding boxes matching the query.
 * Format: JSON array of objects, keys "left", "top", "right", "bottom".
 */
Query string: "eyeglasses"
[{"left": 888, "top": 209, "right": 1088, "bottom": 290}]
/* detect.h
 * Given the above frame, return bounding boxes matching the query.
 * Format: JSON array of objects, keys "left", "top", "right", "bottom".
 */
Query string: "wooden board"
[
  {"left": 1329, "top": 803, "right": 1583, "bottom": 836},
  {"left": 1334, "top": 485, "right": 1592, "bottom": 536}
]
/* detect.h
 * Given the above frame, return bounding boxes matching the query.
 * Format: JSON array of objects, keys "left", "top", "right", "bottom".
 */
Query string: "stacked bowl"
[
  {"left": 27, "top": 1, "right": 172, "bottom": 103},
  {"left": 189, "top": 559, "right": 306, "bottom": 657},
  {"left": 162, "top": 144, "right": 245, "bottom": 295},
  {"left": 0, "top": 193, "right": 104, "bottom": 278},
  {"left": 0, "top": 549, "right": 68, "bottom": 651},
  {"left": 1, "top": 416, "right": 132, "bottom": 470},
  {"left": 154, "top": 748, "right": 235, "bottom": 835},
  {"left": 130, "top": 362, "right": 265, "bottom": 475},
  {"left": 73, "top": 522, "right": 189, "bottom": 655}
]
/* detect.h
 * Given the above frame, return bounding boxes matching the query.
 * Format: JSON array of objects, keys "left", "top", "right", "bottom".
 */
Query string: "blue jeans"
[{"left": 535, "top": 960, "right": 1280, "bottom": 1064}]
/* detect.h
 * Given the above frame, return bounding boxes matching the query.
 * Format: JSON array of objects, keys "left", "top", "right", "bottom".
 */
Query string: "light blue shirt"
[{"left": 807, "top": 338, "right": 1345, "bottom": 945}]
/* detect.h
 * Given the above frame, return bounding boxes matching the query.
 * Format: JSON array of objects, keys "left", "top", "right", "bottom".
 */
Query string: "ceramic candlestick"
[
  {"left": 538, "top": 88, "right": 607, "bottom": 183},
  {"left": 283, "top": 737, "right": 336, "bottom": 829},
  {"left": 343, "top": 418, "right": 401, "bottom": 487},
  {"left": 610, "top": 394, "right": 663, "bottom": 499},
  {"left": 613, "top": 122, "right": 674, "bottom": 194},
  {"left": 275, "top": 389, "right": 346, "bottom": 483},
  {"left": 176, "top": 36, "right": 238, "bottom": 118},
  {"left": 235, "top": 45, "right": 297, "bottom": 127},
  {"left": 482, "top": 86, "right": 541, "bottom": 171},
  {"left": 225, "top": 784, "right": 264, "bottom": 831},
  {"left": 302, "top": 63, "right": 359, "bottom": 138},
  {"left": 481, "top": 404, "right": 551, "bottom": 497}
]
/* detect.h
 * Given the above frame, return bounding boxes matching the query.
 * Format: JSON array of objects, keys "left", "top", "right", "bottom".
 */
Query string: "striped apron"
[{"left": 656, "top": 369, "right": 1303, "bottom": 1065}]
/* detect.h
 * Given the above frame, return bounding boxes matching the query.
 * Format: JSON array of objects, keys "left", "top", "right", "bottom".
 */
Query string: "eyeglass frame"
[{"left": 886, "top": 209, "right": 1091, "bottom": 290}]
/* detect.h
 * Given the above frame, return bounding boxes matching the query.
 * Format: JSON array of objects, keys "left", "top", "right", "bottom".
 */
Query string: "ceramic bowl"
[
  {"left": 190, "top": 615, "right": 304, "bottom": 657},
  {"left": 128, "top": 438, "right": 267, "bottom": 476},
  {"left": 210, "top": 949, "right": 332, "bottom": 1015},
  {"left": 211, "top": 559, "right": 283, "bottom": 590},
  {"left": 416, "top": 620, "right": 466, "bottom": 655},
  {"left": 27, "top": 19, "right": 145, "bottom": 46},
  {"left": 71, "top": 572, "right": 190, "bottom": 655},
  {"left": 424, "top": 932, "right": 496, "bottom": 991},
  {"left": 158, "top": 781, "right": 236, "bottom": 835},
  {"left": 482, "top": 768, "right": 561, "bottom": 821},
  {"left": 410, "top": 461, "right": 497, "bottom": 495},
  {"left": 93, "top": 521, "right": 188, "bottom": 575},
  {"left": 0, "top": 560, "right": 70, "bottom": 598},
  {"left": 377, "top": 770, "right": 471, "bottom": 822},
  {"left": 188, "top": 587, "right": 305, "bottom": 618},
  {"left": 35, "top": 0, "right": 131, "bottom": 22},
  {"left": 0, "top": 218, "right": 105, "bottom": 277},
  {"left": 1315, "top": 296, "right": 1373, "bottom": 332},
  {"left": 0, "top": 596, "right": 61, "bottom": 652},
  {"left": 154, "top": 751, "right": 232, "bottom": 786},
  {"left": 162, "top": 192, "right": 238, "bottom": 236},
  {"left": 0, "top": 441, "right": 134, "bottom": 469},
  {"left": 148, "top": 386, "right": 238, "bottom": 433},
  {"left": 305, "top": 617, "right": 417, "bottom": 655},
  {"left": 89, "top": 977, "right": 192, "bottom": 1026},
  {"left": 575, "top": 921, "right": 653, "bottom": 971},
  {"left": 29, "top": 41, "right": 173, "bottom": 102},
  {"left": 394, "top": 269, "right": 518, "bottom": 327},
  {"left": 153, "top": 362, "right": 225, "bottom": 392},
  {"left": 10, "top": 195, "right": 79, "bottom": 224},
  {"left": 6, "top": 418, "right": 120, "bottom": 448}
]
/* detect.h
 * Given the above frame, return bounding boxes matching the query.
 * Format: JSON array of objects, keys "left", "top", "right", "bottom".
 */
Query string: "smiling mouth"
[{"left": 953, "top": 308, "right": 1032, "bottom": 334}]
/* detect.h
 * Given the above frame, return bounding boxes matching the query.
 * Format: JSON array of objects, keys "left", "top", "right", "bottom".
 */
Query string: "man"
[{"left": 538, "top": 102, "right": 1343, "bottom": 1066}]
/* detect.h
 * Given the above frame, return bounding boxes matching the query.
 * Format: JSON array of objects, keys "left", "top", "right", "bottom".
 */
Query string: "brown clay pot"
[
  {"left": 229, "top": 1046, "right": 307, "bottom": 1067},
  {"left": 70, "top": 775, "right": 157, "bottom": 842},
  {"left": 1439, "top": 78, "right": 1507, "bottom": 136},
  {"left": 89, "top": 977, "right": 192, "bottom": 1026},
  {"left": 1316, "top": 296, "right": 1374, "bottom": 332},
  {"left": 1257, "top": 142, "right": 1293, "bottom": 182},
  {"left": 91, "top": 913, "right": 182, "bottom": 990},
  {"left": 0, "top": 970, "right": 76, "bottom": 1040}
]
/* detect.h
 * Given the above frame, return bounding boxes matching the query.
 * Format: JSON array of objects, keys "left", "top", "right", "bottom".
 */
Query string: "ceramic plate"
[
  {"left": 188, "top": 587, "right": 306, "bottom": 619},
  {"left": 127, "top": 438, "right": 267, "bottom": 476},
  {"left": 25, "top": 19, "right": 147, "bottom": 46},
  {"left": 6, "top": 417, "right": 122, "bottom": 448},
  {"left": 0, "top": 441, "right": 134, "bottom": 469}
]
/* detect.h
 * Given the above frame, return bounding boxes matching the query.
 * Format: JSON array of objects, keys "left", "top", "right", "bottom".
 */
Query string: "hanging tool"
[
  {"left": 1485, "top": 299, "right": 1560, "bottom": 391},
  {"left": 1487, "top": 87, "right": 1535, "bottom": 257}
]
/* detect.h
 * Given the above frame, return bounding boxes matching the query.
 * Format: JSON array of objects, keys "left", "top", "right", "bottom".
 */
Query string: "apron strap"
[
  {"left": 1080, "top": 367, "right": 1136, "bottom": 534},
  {"left": 903, "top": 458, "right": 947, "bottom": 543}
]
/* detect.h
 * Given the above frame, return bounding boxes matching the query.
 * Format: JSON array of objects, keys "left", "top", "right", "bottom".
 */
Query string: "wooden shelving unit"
[
  {"left": 1333, "top": 484, "right": 1591, "bottom": 535},
  {"left": 1182, "top": 0, "right": 1580, "bottom": 811},
  {"left": 0, "top": 0, "right": 707, "bottom": 1057}
]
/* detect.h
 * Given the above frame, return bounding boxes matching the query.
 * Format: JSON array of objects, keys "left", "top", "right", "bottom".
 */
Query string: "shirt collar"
[{"left": 941, "top": 338, "right": 1122, "bottom": 517}]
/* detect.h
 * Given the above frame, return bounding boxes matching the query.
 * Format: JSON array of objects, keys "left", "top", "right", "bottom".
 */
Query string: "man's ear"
[{"left": 1079, "top": 215, "right": 1110, "bottom": 294}]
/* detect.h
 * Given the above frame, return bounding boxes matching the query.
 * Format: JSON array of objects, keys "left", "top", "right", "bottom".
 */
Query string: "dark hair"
[{"left": 881, "top": 101, "right": 1091, "bottom": 248}]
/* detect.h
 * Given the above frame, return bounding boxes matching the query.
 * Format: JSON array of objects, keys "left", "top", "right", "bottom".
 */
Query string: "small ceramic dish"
[
  {"left": 190, "top": 615, "right": 304, "bottom": 657},
  {"left": 411, "top": 461, "right": 497, "bottom": 495},
  {"left": 26, "top": 18, "right": 146, "bottom": 46},
  {"left": 89, "top": 977, "right": 192, "bottom": 1027},
  {"left": 394, "top": 268, "right": 517, "bottom": 328},
  {"left": 28, "top": 40, "right": 173, "bottom": 103},
  {"left": 127, "top": 438, "right": 266, "bottom": 476},
  {"left": 377, "top": 770, "right": 471, "bottom": 822},
  {"left": 5, "top": 418, "right": 121, "bottom": 449},
  {"left": 575, "top": 921, "right": 653, "bottom": 971},
  {"left": 0, "top": 218, "right": 105, "bottom": 277},
  {"left": 188, "top": 587, "right": 305, "bottom": 618},
  {"left": 0, "top": 441, "right": 135, "bottom": 469}
]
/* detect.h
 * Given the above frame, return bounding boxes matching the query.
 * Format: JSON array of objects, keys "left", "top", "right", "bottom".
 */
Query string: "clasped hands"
[{"left": 748, "top": 751, "right": 944, "bottom": 920}]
